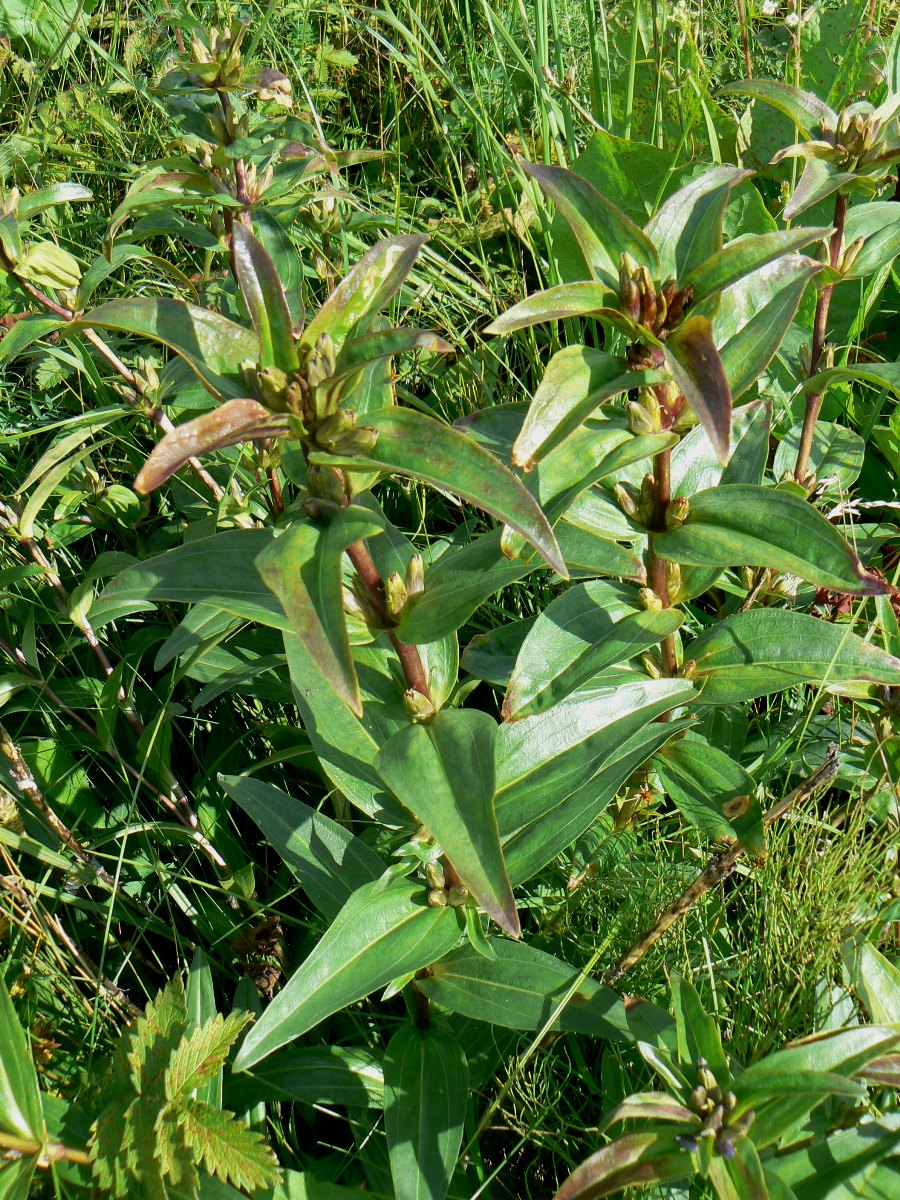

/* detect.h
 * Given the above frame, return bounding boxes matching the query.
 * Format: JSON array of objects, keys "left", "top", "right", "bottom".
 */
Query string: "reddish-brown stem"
[
  {"left": 345, "top": 541, "right": 431, "bottom": 700},
  {"left": 735, "top": 0, "right": 753, "bottom": 78},
  {"left": 646, "top": 449, "right": 678, "bottom": 677},
  {"left": 794, "top": 191, "right": 848, "bottom": 483},
  {"left": 411, "top": 977, "right": 432, "bottom": 1029}
]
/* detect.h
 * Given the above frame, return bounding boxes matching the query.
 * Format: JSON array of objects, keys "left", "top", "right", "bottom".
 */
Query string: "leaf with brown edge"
[
  {"left": 485, "top": 282, "right": 614, "bottom": 334},
  {"left": 553, "top": 1132, "right": 691, "bottom": 1200},
  {"left": 134, "top": 400, "right": 289, "bottom": 493},
  {"left": 600, "top": 1093, "right": 701, "bottom": 1132},
  {"left": 232, "top": 223, "right": 298, "bottom": 373},
  {"left": 664, "top": 314, "right": 731, "bottom": 466}
]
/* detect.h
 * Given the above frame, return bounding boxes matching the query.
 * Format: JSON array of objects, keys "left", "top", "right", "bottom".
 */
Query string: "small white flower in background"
[
  {"left": 785, "top": 10, "right": 800, "bottom": 25},
  {"left": 761, "top": 1, "right": 777, "bottom": 15}
]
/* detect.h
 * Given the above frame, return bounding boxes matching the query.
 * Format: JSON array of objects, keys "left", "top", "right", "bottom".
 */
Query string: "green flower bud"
[
  {"left": 404, "top": 689, "right": 437, "bottom": 721},
  {"left": 613, "top": 483, "right": 639, "bottom": 519},
  {"left": 627, "top": 400, "right": 658, "bottom": 436},
  {"left": 427, "top": 888, "right": 448, "bottom": 907},
  {"left": 385, "top": 571, "right": 408, "bottom": 620},
  {"left": 666, "top": 496, "right": 690, "bottom": 529},
  {"left": 405, "top": 553, "right": 425, "bottom": 601},
  {"left": 447, "top": 886, "right": 469, "bottom": 907},
  {"left": 425, "top": 861, "right": 445, "bottom": 890}
]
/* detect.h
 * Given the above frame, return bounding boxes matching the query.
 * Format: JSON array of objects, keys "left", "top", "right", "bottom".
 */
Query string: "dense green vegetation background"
[{"left": 1, "top": 0, "right": 899, "bottom": 1196}]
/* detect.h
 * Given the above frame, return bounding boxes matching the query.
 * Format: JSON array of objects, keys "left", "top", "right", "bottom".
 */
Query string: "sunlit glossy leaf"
[
  {"left": 553, "top": 1133, "right": 690, "bottom": 1200},
  {"left": 0, "top": 979, "right": 43, "bottom": 1141},
  {"left": 384, "top": 1026, "right": 468, "bottom": 1200},
  {"left": 772, "top": 421, "right": 864, "bottom": 487},
  {"left": 225, "top": 1045, "right": 384, "bottom": 1111},
  {"left": 232, "top": 223, "right": 298, "bottom": 373},
  {"left": 377, "top": 710, "right": 518, "bottom": 937},
  {"left": 256, "top": 508, "right": 385, "bottom": 716},
  {"left": 522, "top": 161, "right": 659, "bottom": 286},
  {"left": 485, "top": 281, "right": 614, "bottom": 334},
  {"left": 233, "top": 878, "right": 462, "bottom": 1071},
  {"left": 671, "top": 400, "right": 770, "bottom": 497},
  {"left": 785, "top": 158, "right": 857, "bottom": 221},
  {"left": 717, "top": 80, "right": 837, "bottom": 136},
  {"left": 645, "top": 166, "right": 750, "bottom": 282},
  {"left": 654, "top": 484, "right": 887, "bottom": 595},
  {"left": 689, "top": 609, "right": 900, "bottom": 704},
  {"left": 314, "top": 408, "right": 565, "bottom": 575},
  {"left": 683, "top": 226, "right": 829, "bottom": 304},
  {"left": 134, "top": 399, "right": 289, "bottom": 493}
]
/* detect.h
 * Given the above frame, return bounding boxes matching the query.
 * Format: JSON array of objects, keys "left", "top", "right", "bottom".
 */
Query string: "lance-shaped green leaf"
[
  {"left": 17, "top": 182, "right": 93, "bottom": 218},
  {"left": 0, "top": 1157, "right": 37, "bottom": 1199},
  {"left": 654, "top": 733, "right": 764, "bottom": 855},
  {"left": 671, "top": 400, "right": 771, "bottom": 497},
  {"left": 256, "top": 507, "right": 384, "bottom": 717},
  {"left": 601, "top": 1094, "right": 700, "bottom": 1131},
  {"left": 683, "top": 226, "right": 830, "bottom": 305},
  {"left": 842, "top": 939, "right": 900, "bottom": 1025},
  {"left": 232, "top": 223, "right": 298, "bottom": 373},
  {"left": 505, "top": 584, "right": 683, "bottom": 718},
  {"left": 718, "top": 256, "right": 822, "bottom": 400},
  {"left": 803, "top": 360, "right": 900, "bottom": 402},
  {"left": 840, "top": 201, "right": 900, "bottom": 280},
  {"left": 645, "top": 166, "right": 750, "bottom": 283},
  {"left": 397, "top": 531, "right": 534, "bottom": 645},
  {"left": 784, "top": 157, "right": 858, "bottom": 220},
  {"left": 417, "top": 941, "right": 673, "bottom": 1044},
  {"left": 134, "top": 399, "right": 290, "bottom": 493},
  {"left": 225, "top": 1046, "right": 384, "bottom": 1110},
  {"left": 553, "top": 1133, "right": 690, "bottom": 1200},
  {"left": 300, "top": 234, "right": 427, "bottom": 354},
  {"left": 768, "top": 1118, "right": 900, "bottom": 1200},
  {"left": 384, "top": 1026, "right": 468, "bottom": 1200},
  {"left": 73, "top": 298, "right": 259, "bottom": 398},
  {"left": 512, "top": 346, "right": 666, "bottom": 470},
  {"left": 772, "top": 421, "right": 864, "bottom": 488},
  {"left": 220, "top": 775, "right": 384, "bottom": 919},
  {"left": 377, "top": 710, "right": 518, "bottom": 937},
  {"left": 313, "top": 408, "right": 565, "bottom": 576},
  {"left": 717, "top": 80, "right": 837, "bottom": 137},
  {"left": 0, "top": 979, "right": 43, "bottom": 1141},
  {"left": 0, "top": 316, "right": 66, "bottom": 364},
  {"left": 664, "top": 314, "right": 731, "bottom": 465},
  {"left": 485, "top": 281, "right": 614, "bottom": 334},
  {"left": 331, "top": 328, "right": 453, "bottom": 383},
  {"left": 689, "top": 609, "right": 900, "bottom": 704},
  {"left": 522, "top": 161, "right": 660, "bottom": 286},
  {"left": 232, "top": 878, "right": 462, "bottom": 1071},
  {"left": 654, "top": 484, "right": 887, "bottom": 595}
]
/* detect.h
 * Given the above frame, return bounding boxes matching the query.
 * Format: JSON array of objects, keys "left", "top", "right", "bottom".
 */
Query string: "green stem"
[{"left": 0, "top": 1130, "right": 91, "bottom": 1167}]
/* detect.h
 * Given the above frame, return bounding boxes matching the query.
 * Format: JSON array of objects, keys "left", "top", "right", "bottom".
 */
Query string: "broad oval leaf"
[
  {"left": 654, "top": 484, "right": 887, "bottom": 595},
  {"left": 522, "top": 161, "right": 659, "bottom": 286},
  {"left": 134, "top": 399, "right": 289, "bottom": 493},
  {"left": 384, "top": 1026, "right": 468, "bottom": 1200},
  {"left": 233, "top": 878, "right": 462, "bottom": 1071},
  {"left": 553, "top": 1133, "right": 690, "bottom": 1200},
  {"left": 0, "top": 979, "right": 43, "bottom": 1141},
  {"left": 314, "top": 407, "right": 565, "bottom": 575},
  {"left": 689, "top": 609, "right": 900, "bottom": 704},
  {"left": 377, "top": 709, "right": 518, "bottom": 937},
  {"left": 232, "top": 223, "right": 298, "bottom": 373},
  {"left": 220, "top": 775, "right": 384, "bottom": 919},
  {"left": 418, "top": 941, "right": 673, "bottom": 1045},
  {"left": 300, "top": 234, "right": 428, "bottom": 354}
]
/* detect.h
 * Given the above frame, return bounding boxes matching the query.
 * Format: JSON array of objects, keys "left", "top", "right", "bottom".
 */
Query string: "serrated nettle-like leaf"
[
  {"left": 718, "top": 256, "right": 822, "bottom": 400},
  {"left": 417, "top": 941, "right": 673, "bottom": 1045},
  {"left": 0, "top": 979, "right": 44, "bottom": 1141},
  {"left": 384, "top": 1026, "right": 468, "bottom": 1200},
  {"left": 485, "top": 281, "right": 614, "bottom": 334},
  {"left": 717, "top": 80, "right": 837, "bottom": 137},
  {"left": 664, "top": 315, "right": 731, "bottom": 465},
  {"left": 655, "top": 733, "right": 765, "bottom": 854},
  {"left": 522, "top": 161, "right": 660, "bottom": 286},
  {"left": 553, "top": 1132, "right": 690, "bottom": 1200},
  {"left": 683, "top": 226, "right": 830, "bottom": 305},
  {"left": 654, "top": 484, "right": 887, "bottom": 595},
  {"left": 300, "top": 234, "right": 427, "bottom": 354},
  {"left": 644, "top": 165, "right": 751, "bottom": 283},
  {"left": 134, "top": 399, "right": 289, "bottom": 493},
  {"left": 73, "top": 298, "right": 259, "bottom": 398},
  {"left": 377, "top": 709, "right": 518, "bottom": 937},
  {"left": 178, "top": 1101, "right": 278, "bottom": 1193},
  {"left": 220, "top": 775, "right": 384, "bottom": 919},
  {"left": 512, "top": 345, "right": 666, "bottom": 469},
  {"left": 163, "top": 1012, "right": 251, "bottom": 1103},
  {"left": 688, "top": 609, "right": 900, "bottom": 704},
  {"left": 232, "top": 878, "right": 462, "bottom": 1071},
  {"left": 505, "top": 589, "right": 682, "bottom": 719},
  {"left": 312, "top": 407, "right": 566, "bottom": 576},
  {"left": 232, "top": 223, "right": 298, "bottom": 373},
  {"left": 256, "top": 507, "right": 384, "bottom": 717}
]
